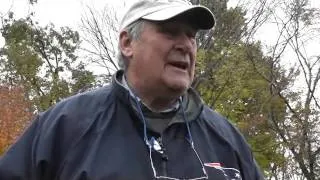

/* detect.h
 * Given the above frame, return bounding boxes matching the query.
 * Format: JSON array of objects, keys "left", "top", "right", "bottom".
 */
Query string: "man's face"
[{"left": 124, "top": 19, "right": 198, "bottom": 97}]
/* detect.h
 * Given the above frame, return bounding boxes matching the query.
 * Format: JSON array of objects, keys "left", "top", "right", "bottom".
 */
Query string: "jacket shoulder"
[
  {"left": 52, "top": 85, "right": 113, "bottom": 113},
  {"left": 42, "top": 85, "right": 113, "bottom": 122},
  {"left": 35, "top": 85, "right": 115, "bottom": 164},
  {"left": 39, "top": 84, "right": 114, "bottom": 136},
  {"left": 201, "top": 106, "right": 249, "bottom": 151}
]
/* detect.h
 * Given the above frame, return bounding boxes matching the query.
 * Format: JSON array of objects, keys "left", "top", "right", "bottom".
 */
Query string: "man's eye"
[
  {"left": 160, "top": 27, "right": 179, "bottom": 36},
  {"left": 187, "top": 31, "right": 197, "bottom": 38},
  {"left": 161, "top": 28, "right": 197, "bottom": 38}
]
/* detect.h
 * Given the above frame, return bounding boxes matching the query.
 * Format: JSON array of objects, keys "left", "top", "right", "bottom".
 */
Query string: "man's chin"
[{"left": 165, "top": 81, "right": 190, "bottom": 96}]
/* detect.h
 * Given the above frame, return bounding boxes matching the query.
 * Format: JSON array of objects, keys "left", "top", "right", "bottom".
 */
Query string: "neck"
[
  {"left": 144, "top": 97, "right": 179, "bottom": 112},
  {"left": 124, "top": 73, "right": 179, "bottom": 112}
]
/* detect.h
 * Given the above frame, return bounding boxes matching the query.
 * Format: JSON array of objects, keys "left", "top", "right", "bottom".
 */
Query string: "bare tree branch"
[{"left": 80, "top": 5, "right": 120, "bottom": 82}]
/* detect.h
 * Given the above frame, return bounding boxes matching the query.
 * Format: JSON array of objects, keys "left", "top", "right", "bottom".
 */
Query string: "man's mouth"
[{"left": 168, "top": 61, "right": 189, "bottom": 70}]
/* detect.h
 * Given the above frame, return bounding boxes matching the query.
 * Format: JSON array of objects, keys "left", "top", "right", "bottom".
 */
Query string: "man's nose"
[{"left": 174, "top": 33, "right": 195, "bottom": 53}]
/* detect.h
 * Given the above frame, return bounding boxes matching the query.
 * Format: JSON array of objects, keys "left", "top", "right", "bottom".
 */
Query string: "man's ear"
[{"left": 119, "top": 31, "right": 134, "bottom": 58}]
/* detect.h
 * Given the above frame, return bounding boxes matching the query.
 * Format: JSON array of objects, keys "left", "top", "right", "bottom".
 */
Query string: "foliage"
[
  {"left": 0, "top": 15, "right": 96, "bottom": 111},
  {"left": 195, "top": 0, "right": 320, "bottom": 179},
  {"left": 192, "top": 0, "right": 288, "bottom": 177},
  {"left": 0, "top": 85, "right": 32, "bottom": 155},
  {"left": 262, "top": 0, "right": 320, "bottom": 178},
  {"left": 196, "top": 42, "right": 287, "bottom": 174}
]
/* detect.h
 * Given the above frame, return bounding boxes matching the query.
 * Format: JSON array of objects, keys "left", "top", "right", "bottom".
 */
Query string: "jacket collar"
[
  {"left": 121, "top": 73, "right": 180, "bottom": 113},
  {"left": 111, "top": 70, "right": 204, "bottom": 124}
]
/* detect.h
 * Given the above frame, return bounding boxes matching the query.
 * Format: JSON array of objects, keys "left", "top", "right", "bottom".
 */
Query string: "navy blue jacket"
[{"left": 0, "top": 72, "right": 264, "bottom": 180}]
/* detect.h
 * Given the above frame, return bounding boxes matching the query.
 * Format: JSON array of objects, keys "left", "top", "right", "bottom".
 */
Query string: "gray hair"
[{"left": 117, "top": 20, "right": 145, "bottom": 70}]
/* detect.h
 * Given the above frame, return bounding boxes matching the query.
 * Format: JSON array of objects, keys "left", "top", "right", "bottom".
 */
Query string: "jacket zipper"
[{"left": 158, "top": 136, "right": 168, "bottom": 177}]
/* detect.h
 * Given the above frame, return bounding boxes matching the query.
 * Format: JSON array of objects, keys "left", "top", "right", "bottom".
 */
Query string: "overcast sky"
[
  {"left": 1, "top": 0, "right": 319, "bottom": 97},
  {"left": 0, "top": 0, "right": 135, "bottom": 33},
  {"left": 1, "top": 0, "right": 319, "bottom": 45},
  {"left": 1, "top": 0, "right": 319, "bottom": 70}
]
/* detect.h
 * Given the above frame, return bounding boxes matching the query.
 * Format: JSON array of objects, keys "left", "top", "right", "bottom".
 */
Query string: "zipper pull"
[
  {"left": 157, "top": 137, "right": 169, "bottom": 161},
  {"left": 150, "top": 137, "right": 169, "bottom": 161},
  {"left": 161, "top": 152, "right": 169, "bottom": 161},
  {"left": 150, "top": 137, "right": 163, "bottom": 154}
]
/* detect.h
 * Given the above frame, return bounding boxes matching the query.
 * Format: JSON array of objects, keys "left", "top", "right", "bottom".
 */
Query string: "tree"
[
  {"left": 251, "top": 0, "right": 320, "bottom": 179},
  {"left": 29, "top": 0, "right": 37, "bottom": 4},
  {"left": 191, "top": 0, "right": 288, "bottom": 178},
  {"left": 196, "top": 42, "right": 288, "bottom": 177},
  {"left": 193, "top": 0, "right": 320, "bottom": 178},
  {"left": 0, "top": 14, "right": 96, "bottom": 111},
  {"left": 80, "top": 5, "right": 120, "bottom": 83},
  {"left": 0, "top": 85, "right": 32, "bottom": 155}
]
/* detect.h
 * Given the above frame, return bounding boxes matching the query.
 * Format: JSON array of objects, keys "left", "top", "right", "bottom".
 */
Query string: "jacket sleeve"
[
  {"left": 0, "top": 115, "right": 42, "bottom": 180},
  {"left": 254, "top": 159, "right": 265, "bottom": 180}
]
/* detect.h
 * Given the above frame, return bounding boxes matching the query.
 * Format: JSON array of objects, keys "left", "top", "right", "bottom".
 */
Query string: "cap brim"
[{"left": 142, "top": 5, "right": 215, "bottom": 30}]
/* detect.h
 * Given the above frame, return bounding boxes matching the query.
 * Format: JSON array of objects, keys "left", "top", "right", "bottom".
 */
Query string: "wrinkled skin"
[{"left": 120, "top": 19, "right": 197, "bottom": 111}]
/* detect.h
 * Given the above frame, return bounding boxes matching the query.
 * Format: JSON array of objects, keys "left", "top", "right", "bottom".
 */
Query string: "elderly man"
[{"left": 0, "top": 0, "right": 264, "bottom": 179}]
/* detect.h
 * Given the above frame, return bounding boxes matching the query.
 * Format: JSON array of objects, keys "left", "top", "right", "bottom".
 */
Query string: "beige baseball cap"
[{"left": 119, "top": 0, "right": 215, "bottom": 31}]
